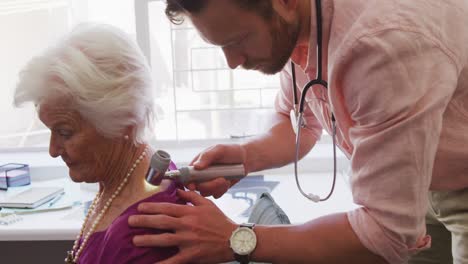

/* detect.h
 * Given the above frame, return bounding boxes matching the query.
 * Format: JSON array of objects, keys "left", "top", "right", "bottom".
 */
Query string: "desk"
[
  {"left": 0, "top": 171, "right": 357, "bottom": 263},
  {"left": 0, "top": 178, "right": 91, "bottom": 263}
]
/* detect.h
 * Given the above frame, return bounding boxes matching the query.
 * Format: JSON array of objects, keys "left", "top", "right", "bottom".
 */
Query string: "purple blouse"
[{"left": 78, "top": 178, "right": 184, "bottom": 263}]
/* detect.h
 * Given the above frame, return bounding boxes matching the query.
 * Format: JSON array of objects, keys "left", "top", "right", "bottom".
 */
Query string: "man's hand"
[
  {"left": 128, "top": 189, "right": 238, "bottom": 264},
  {"left": 186, "top": 144, "right": 248, "bottom": 198}
]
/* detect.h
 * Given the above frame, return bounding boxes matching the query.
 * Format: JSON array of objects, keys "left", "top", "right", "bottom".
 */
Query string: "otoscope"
[{"left": 146, "top": 150, "right": 247, "bottom": 185}]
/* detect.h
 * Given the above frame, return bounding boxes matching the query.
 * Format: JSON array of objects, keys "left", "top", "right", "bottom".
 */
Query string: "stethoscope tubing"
[{"left": 292, "top": 0, "right": 337, "bottom": 202}]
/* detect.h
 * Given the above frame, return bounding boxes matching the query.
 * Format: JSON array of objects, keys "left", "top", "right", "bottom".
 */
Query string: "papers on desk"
[
  {"left": 2, "top": 200, "right": 81, "bottom": 215},
  {"left": 0, "top": 212, "right": 22, "bottom": 226},
  {"left": 0, "top": 187, "right": 64, "bottom": 209},
  {"left": 0, "top": 188, "right": 81, "bottom": 215},
  {"left": 0, "top": 186, "right": 82, "bottom": 226}
]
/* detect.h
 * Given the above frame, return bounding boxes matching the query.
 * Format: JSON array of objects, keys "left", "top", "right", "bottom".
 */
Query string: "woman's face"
[{"left": 38, "top": 100, "right": 115, "bottom": 183}]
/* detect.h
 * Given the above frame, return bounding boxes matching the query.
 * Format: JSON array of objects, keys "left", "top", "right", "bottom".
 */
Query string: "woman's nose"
[
  {"left": 49, "top": 134, "right": 63, "bottom": 158},
  {"left": 222, "top": 47, "right": 246, "bottom": 69}
]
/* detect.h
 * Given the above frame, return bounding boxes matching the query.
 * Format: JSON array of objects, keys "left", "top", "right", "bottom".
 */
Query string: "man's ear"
[{"left": 272, "top": 0, "right": 299, "bottom": 22}]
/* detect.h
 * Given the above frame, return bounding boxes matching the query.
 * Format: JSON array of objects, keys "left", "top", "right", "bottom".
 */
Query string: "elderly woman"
[{"left": 14, "top": 24, "right": 182, "bottom": 263}]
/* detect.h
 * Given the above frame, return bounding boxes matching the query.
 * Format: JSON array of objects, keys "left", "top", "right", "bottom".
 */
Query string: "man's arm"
[
  {"left": 129, "top": 190, "right": 387, "bottom": 264},
  {"left": 241, "top": 111, "right": 317, "bottom": 173},
  {"left": 189, "top": 111, "right": 318, "bottom": 197},
  {"left": 254, "top": 213, "right": 386, "bottom": 264}
]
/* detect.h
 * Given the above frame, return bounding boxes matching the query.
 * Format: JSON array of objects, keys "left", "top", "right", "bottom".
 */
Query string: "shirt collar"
[{"left": 291, "top": 0, "right": 334, "bottom": 75}]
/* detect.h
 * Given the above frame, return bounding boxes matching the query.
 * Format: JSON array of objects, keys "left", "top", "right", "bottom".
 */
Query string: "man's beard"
[{"left": 243, "top": 14, "right": 300, "bottom": 75}]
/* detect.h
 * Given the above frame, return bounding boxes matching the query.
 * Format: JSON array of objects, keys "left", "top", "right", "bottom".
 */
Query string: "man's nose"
[{"left": 222, "top": 47, "right": 246, "bottom": 69}]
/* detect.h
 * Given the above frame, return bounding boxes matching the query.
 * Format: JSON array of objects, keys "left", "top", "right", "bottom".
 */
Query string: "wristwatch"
[{"left": 229, "top": 223, "right": 257, "bottom": 264}]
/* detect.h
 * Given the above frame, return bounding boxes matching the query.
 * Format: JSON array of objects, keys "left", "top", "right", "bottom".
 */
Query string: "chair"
[{"left": 224, "top": 192, "right": 291, "bottom": 264}]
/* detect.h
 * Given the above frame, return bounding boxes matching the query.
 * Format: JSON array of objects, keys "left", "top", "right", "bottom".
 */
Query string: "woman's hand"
[
  {"left": 187, "top": 144, "right": 248, "bottom": 198},
  {"left": 129, "top": 189, "right": 238, "bottom": 264}
]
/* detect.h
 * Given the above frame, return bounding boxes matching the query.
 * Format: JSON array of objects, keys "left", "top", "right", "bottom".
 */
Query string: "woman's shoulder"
[
  {"left": 92, "top": 180, "right": 184, "bottom": 262},
  {"left": 112, "top": 180, "right": 185, "bottom": 229}
]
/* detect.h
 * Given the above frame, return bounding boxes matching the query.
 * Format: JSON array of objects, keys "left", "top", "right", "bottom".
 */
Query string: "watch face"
[{"left": 230, "top": 227, "right": 257, "bottom": 255}]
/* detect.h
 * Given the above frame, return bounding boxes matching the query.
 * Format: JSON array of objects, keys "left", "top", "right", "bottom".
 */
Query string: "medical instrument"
[
  {"left": 290, "top": 0, "right": 337, "bottom": 202},
  {"left": 146, "top": 150, "right": 246, "bottom": 185},
  {"left": 48, "top": 191, "right": 65, "bottom": 207}
]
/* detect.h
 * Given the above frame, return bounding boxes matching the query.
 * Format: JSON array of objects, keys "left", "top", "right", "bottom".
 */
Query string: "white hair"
[{"left": 14, "top": 23, "right": 154, "bottom": 143}]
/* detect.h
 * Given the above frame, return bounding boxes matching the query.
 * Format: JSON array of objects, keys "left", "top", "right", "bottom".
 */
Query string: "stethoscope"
[{"left": 290, "top": 0, "right": 337, "bottom": 202}]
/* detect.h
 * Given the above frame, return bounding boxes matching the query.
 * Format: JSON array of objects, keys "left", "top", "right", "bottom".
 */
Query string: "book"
[{"left": 0, "top": 187, "right": 64, "bottom": 209}]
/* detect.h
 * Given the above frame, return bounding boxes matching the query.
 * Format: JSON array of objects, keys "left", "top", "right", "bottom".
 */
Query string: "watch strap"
[
  {"left": 241, "top": 223, "right": 255, "bottom": 229},
  {"left": 233, "top": 223, "right": 256, "bottom": 264},
  {"left": 234, "top": 254, "right": 250, "bottom": 264}
]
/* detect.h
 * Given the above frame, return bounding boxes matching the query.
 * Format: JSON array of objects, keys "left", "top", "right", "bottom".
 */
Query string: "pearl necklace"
[{"left": 65, "top": 147, "right": 148, "bottom": 264}]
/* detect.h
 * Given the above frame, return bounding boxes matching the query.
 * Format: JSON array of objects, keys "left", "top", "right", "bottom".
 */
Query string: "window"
[
  {"left": 135, "top": 0, "right": 281, "bottom": 141},
  {"left": 0, "top": 0, "right": 279, "bottom": 149},
  {"left": 1, "top": 0, "right": 74, "bottom": 148},
  {"left": 0, "top": 0, "right": 142, "bottom": 148}
]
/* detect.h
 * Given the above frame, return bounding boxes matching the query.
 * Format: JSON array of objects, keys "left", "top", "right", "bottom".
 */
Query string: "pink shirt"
[{"left": 275, "top": 0, "right": 468, "bottom": 263}]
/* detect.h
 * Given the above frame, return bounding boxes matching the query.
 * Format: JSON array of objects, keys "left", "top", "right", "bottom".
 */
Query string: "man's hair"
[{"left": 165, "top": 0, "right": 273, "bottom": 24}]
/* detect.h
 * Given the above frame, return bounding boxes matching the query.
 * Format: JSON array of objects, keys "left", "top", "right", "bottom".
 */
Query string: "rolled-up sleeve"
[
  {"left": 275, "top": 62, "right": 323, "bottom": 141},
  {"left": 340, "top": 30, "right": 459, "bottom": 263}
]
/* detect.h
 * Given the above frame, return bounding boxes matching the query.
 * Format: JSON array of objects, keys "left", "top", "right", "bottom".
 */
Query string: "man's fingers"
[
  {"left": 192, "top": 150, "right": 214, "bottom": 169},
  {"left": 189, "top": 153, "right": 201, "bottom": 166},
  {"left": 128, "top": 214, "right": 181, "bottom": 230},
  {"left": 230, "top": 179, "right": 240, "bottom": 186},
  {"left": 133, "top": 233, "right": 179, "bottom": 247},
  {"left": 185, "top": 183, "right": 196, "bottom": 191},
  {"left": 192, "top": 145, "right": 226, "bottom": 169},
  {"left": 202, "top": 185, "right": 229, "bottom": 199},
  {"left": 196, "top": 177, "right": 230, "bottom": 198},
  {"left": 176, "top": 189, "right": 214, "bottom": 206},
  {"left": 135, "top": 202, "right": 192, "bottom": 217}
]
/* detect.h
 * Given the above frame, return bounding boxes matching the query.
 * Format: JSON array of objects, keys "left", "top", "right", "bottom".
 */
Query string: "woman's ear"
[
  {"left": 123, "top": 125, "right": 136, "bottom": 141},
  {"left": 272, "top": 0, "right": 299, "bottom": 22}
]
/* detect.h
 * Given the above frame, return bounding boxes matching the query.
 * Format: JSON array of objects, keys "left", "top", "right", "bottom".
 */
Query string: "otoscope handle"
[{"left": 177, "top": 164, "right": 246, "bottom": 184}]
